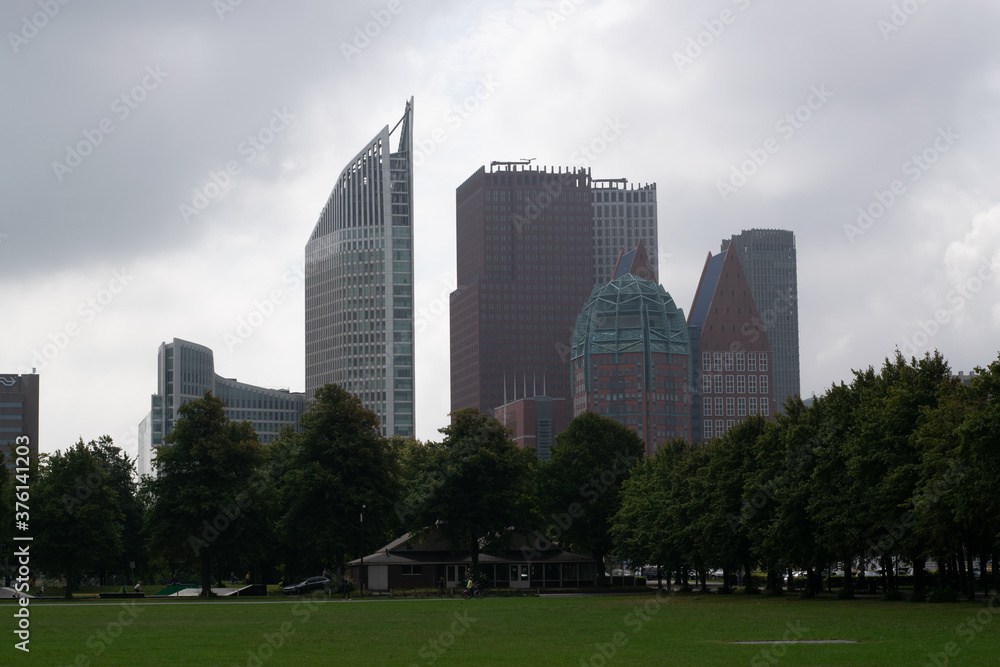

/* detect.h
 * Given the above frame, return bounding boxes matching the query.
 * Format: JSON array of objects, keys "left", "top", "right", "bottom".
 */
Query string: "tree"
[
  {"left": 275, "top": 384, "right": 401, "bottom": 582},
  {"left": 35, "top": 440, "right": 124, "bottom": 598},
  {"left": 537, "top": 411, "right": 644, "bottom": 585},
  {"left": 144, "top": 392, "right": 268, "bottom": 597},
  {"left": 405, "top": 408, "right": 535, "bottom": 581}
]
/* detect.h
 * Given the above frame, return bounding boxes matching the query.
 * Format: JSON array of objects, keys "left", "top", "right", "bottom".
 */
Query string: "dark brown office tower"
[
  {"left": 450, "top": 163, "right": 594, "bottom": 424},
  {"left": 0, "top": 373, "right": 39, "bottom": 464}
]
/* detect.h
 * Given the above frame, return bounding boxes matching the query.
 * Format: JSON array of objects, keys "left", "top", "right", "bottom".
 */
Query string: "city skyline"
[{"left": 3, "top": 2, "right": 999, "bottom": 458}]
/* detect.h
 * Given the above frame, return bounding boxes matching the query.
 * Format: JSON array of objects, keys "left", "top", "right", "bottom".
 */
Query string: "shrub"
[
  {"left": 881, "top": 590, "right": 903, "bottom": 601},
  {"left": 837, "top": 587, "right": 856, "bottom": 600}
]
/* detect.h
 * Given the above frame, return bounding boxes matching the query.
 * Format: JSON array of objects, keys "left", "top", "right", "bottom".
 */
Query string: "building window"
[
  {"left": 759, "top": 353, "right": 768, "bottom": 371},
  {"left": 737, "top": 375, "right": 745, "bottom": 393},
  {"left": 702, "top": 352, "right": 711, "bottom": 372},
  {"left": 749, "top": 397, "right": 758, "bottom": 415},
  {"left": 725, "top": 376, "right": 734, "bottom": 393},
  {"left": 760, "top": 375, "right": 768, "bottom": 395},
  {"left": 738, "top": 397, "right": 746, "bottom": 416},
  {"left": 726, "top": 397, "right": 734, "bottom": 416},
  {"left": 761, "top": 397, "right": 770, "bottom": 416},
  {"left": 736, "top": 352, "right": 745, "bottom": 372},
  {"left": 715, "top": 397, "right": 723, "bottom": 416},
  {"left": 714, "top": 375, "right": 723, "bottom": 393},
  {"left": 724, "top": 352, "right": 733, "bottom": 371},
  {"left": 716, "top": 419, "right": 724, "bottom": 436},
  {"left": 702, "top": 374, "right": 711, "bottom": 393},
  {"left": 727, "top": 420, "right": 735, "bottom": 430},
  {"left": 703, "top": 397, "right": 712, "bottom": 416},
  {"left": 748, "top": 353, "right": 756, "bottom": 372},
  {"left": 401, "top": 565, "right": 423, "bottom": 575},
  {"left": 713, "top": 353, "right": 723, "bottom": 372},
  {"left": 748, "top": 375, "right": 757, "bottom": 394},
  {"left": 704, "top": 420, "right": 713, "bottom": 439}
]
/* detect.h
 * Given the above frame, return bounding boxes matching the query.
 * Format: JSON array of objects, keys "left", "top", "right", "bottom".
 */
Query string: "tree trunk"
[
  {"left": 965, "top": 547, "right": 976, "bottom": 601},
  {"left": 914, "top": 558, "right": 925, "bottom": 598},
  {"left": 468, "top": 534, "right": 480, "bottom": 585},
  {"left": 200, "top": 549, "right": 212, "bottom": 597},
  {"left": 722, "top": 566, "right": 731, "bottom": 593},
  {"left": 593, "top": 551, "right": 606, "bottom": 586}
]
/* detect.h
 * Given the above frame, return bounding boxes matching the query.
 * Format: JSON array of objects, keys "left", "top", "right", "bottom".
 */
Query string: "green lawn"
[{"left": 3, "top": 592, "right": 999, "bottom": 665}]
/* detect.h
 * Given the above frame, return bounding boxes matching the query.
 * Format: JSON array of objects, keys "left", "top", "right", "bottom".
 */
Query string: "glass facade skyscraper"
[
  {"left": 305, "top": 98, "right": 414, "bottom": 437},
  {"left": 723, "top": 229, "right": 800, "bottom": 414},
  {"left": 591, "top": 180, "right": 658, "bottom": 285},
  {"left": 137, "top": 338, "right": 306, "bottom": 477}
]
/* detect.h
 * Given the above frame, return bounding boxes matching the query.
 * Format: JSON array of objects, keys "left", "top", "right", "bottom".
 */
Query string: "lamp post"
[{"left": 359, "top": 504, "right": 366, "bottom": 598}]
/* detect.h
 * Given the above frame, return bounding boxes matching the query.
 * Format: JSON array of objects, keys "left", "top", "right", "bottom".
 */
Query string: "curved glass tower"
[
  {"left": 305, "top": 98, "right": 414, "bottom": 437},
  {"left": 571, "top": 273, "right": 691, "bottom": 454}
]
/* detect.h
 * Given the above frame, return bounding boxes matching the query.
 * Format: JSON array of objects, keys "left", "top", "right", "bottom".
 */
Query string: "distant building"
[
  {"left": 305, "top": 98, "right": 415, "bottom": 437},
  {"left": 592, "top": 180, "right": 658, "bottom": 284},
  {"left": 0, "top": 373, "right": 39, "bottom": 464},
  {"left": 493, "top": 379, "right": 568, "bottom": 460},
  {"left": 137, "top": 339, "right": 305, "bottom": 477},
  {"left": 723, "top": 229, "right": 800, "bottom": 413},
  {"left": 450, "top": 162, "right": 594, "bottom": 426},
  {"left": 688, "top": 244, "right": 775, "bottom": 442},
  {"left": 571, "top": 246, "right": 692, "bottom": 455}
]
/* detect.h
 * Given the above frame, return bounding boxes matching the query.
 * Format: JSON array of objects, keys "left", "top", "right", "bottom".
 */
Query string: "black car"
[{"left": 282, "top": 576, "right": 330, "bottom": 595}]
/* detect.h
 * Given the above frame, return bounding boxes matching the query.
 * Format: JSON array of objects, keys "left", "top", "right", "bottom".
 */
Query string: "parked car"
[{"left": 282, "top": 576, "right": 329, "bottom": 596}]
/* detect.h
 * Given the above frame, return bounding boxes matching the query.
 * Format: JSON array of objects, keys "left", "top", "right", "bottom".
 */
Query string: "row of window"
[
  {"left": 702, "top": 351, "right": 768, "bottom": 372},
  {"left": 702, "top": 374, "right": 769, "bottom": 395},
  {"left": 703, "top": 396, "right": 770, "bottom": 417}
]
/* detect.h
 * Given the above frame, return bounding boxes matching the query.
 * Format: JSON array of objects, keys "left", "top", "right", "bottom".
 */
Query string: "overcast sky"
[{"left": 4, "top": 0, "right": 1000, "bottom": 460}]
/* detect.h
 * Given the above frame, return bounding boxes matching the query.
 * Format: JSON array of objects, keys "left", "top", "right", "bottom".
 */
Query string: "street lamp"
[{"left": 359, "top": 504, "right": 366, "bottom": 598}]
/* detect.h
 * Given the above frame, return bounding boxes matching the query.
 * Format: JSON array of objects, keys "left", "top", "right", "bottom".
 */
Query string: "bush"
[
  {"left": 926, "top": 588, "right": 959, "bottom": 603},
  {"left": 635, "top": 577, "right": 647, "bottom": 586},
  {"left": 837, "top": 587, "right": 856, "bottom": 600},
  {"left": 799, "top": 589, "right": 815, "bottom": 599},
  {"left": 763, "top": 587, "right": 784, "bottom": 598},
  {"left": 716, "top": 586, "right": 734, "bottom": 595}
]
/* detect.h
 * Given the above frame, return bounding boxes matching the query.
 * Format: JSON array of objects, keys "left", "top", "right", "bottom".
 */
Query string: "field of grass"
[{"left": 3, "top": 591, "right": 999, "bottom": 665}]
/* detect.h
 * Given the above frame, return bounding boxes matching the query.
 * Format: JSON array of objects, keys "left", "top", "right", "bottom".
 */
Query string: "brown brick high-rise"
[{"left": 450, "top": 164, "right": 594, "bottom": 424}]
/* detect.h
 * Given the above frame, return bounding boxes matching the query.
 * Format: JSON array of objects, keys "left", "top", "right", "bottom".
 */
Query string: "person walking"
[{"left": 342, "top": 577, "right": 353, "bottom": 600}]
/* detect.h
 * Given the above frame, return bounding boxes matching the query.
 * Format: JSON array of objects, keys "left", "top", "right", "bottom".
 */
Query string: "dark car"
[{"left": 282, "top": 576, "right": 329, "bottom": 595}]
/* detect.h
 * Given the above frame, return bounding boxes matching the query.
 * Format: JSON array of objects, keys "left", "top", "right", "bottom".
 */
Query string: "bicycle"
[{"left": 462, "top": 586, "right": 483, "bottom": 599}]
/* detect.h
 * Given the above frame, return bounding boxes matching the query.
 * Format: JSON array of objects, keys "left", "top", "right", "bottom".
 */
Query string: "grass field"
[{"left": 3, "top": 591, "right": 999, "bottom": 665}]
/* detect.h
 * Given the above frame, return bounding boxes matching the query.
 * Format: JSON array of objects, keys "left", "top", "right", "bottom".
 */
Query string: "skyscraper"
[
  {"left": 591, "top": 180, "right": 658, "bottom": 284},
  {"left": 137, "top": 338, "right": 306, "bottom": 477},
  {"left": 0, "top": 373, "right": 39, "bottom": 463},
  {"left": 450, "top": 162, "right": 594, "bottom": 425},
  {"left": 305, "top": 98, "right": 414, "bottom": 437},
  {"left": 723, "top": 229, "right": 800, "bottom": 413},
  {"left": 688, "top": 244, "right": 775, "bottom": 442},
  {"left": 571, "top": 248, "right": 692, "bottom": 455}
]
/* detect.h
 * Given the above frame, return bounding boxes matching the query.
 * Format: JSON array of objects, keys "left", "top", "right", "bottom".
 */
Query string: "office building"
[
  {"left": 592, "top": 180, "right": 658, "bottom": 284},
  {"left": 0, "top": 373, "right": 39, "bottom": 463},
  {"left": 450, "top": 162, "right": 594, "bottom": 425},
  {"left": 305, "top": 98, "right": 415, "bottom": 437},
  {"left": 723, "top": 229, "right": 800, "bottom": 413},
  {"left": 570, "top": 248, "right": 691, "bottom": 454},
  {"left": 688, "top": 244, "right": 775, "bottom": 442},
  {"left": 137, "top": 338, "right": 306, "bottom": 477},
  {"left": 493, "top": 376, "right": 568, "bottom": 460}
]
